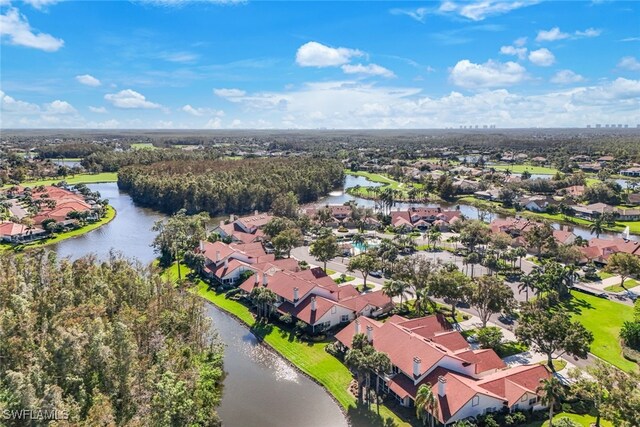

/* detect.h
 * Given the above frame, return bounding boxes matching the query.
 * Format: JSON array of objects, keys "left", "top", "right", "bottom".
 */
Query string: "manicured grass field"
[
  {"left": 490, "top": 164, "right": 559, "bottom": 175},
  {"left": 169, "top": 269, "right": 414, "bottom": 427},
  {"left": 604, "top": 279, "right": 638, "bottom": 293},
  {"left": 130, "top": 142, "right": 157, "bottom": 150},
  {"left": 566, "top": 290, "right": 637, "bottom": 371},
  {"left": 5, "top": 172, "right": 118, "bottom": 188},
  {"left": 524, "top": 412, "right": 613, "bottom": 427},
  {"left": 0, "top": 205, "right": 116, "bottom": 252}
]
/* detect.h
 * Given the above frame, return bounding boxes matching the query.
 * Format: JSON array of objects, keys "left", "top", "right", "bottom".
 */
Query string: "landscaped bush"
[
  {"left": 477, "top": 326, "right": 503, "bottom": 349},
  {"left": 325, "top": 341, "right": 343, "bottom": 357},
  {"left": 225, "top": 288, "right": 242, "bottom": 298},
  {"left": 554, "top": 418, "right": 580, "bottom": 427},
  {"left": 279, "top": 313, "right": 293, "bottom": 324}
]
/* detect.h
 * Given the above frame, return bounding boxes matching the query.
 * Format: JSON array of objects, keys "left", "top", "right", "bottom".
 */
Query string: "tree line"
[
  {"left": 0, "top": 250, "right": 225, "bottom": 426},
  {"left": 117, "top": 158, "right": 344, "bottom": 215}
]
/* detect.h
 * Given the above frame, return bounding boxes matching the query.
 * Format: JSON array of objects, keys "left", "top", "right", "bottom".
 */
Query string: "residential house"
[
  {"left": 390, "top": 207, "right": 462, "bottom": 231},
  {"left": 473, "top": 189, "right": 501, "bottom": 202},
  {"left": 517, "top": 195, "right": 557, "bottom": 212},
  {"left": 0, "top": 221, "right": 47, "bottom": 243},
  {"left": 303, "top": 204, "right": 380, "bottom": 229},
  {"left": 579, "top": 237, "right": 640, "bottom": 264},
  {"left": 571, "top": 203, "right": 616, "bottom": 220},
  {"left": 335, "top": 315, "right": 550, "bottom": 425},
  {"left": 239, "top": 266, "right": 393, "bottom": 332},
  {"left": 557, "top": 185, "right": 585, "bottom": 200},
  {"left": 212, "top": 211, "right": 272, "bottom": 243},
  {"left": 620, "top": 167, "right": 640, "bottom": 177}
]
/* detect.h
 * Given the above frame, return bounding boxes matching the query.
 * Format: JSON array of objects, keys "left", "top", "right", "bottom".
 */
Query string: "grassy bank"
[
  {"left": 524, "top": 412, "right": 613, "bottom": 427},
  {"left": 490, "top": 164, "right": 559, "bottom": 175},
  {"left": 457, "top": 196, "right": 634, "bottom": 234},
  {"left": 0, "top": 205, "right": 116, "bottom": 252},
  {"left": 5, "top": 172, "right": 118, "bottom": 188},
  {"left": 566, "top": 290, "right": 636, "bottom": 372}
]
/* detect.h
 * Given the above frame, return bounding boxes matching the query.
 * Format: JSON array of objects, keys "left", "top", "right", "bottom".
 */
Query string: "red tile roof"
[{"left": 477, "top": 364, "right": 551, "bottom": 406}]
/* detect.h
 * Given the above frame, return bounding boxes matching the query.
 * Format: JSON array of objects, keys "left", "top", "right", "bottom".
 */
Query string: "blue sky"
[{"left": 1, "top": 0, "right": 639, "bottom": 129}]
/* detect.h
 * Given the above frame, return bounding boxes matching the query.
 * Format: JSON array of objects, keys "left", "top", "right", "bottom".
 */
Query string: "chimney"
[
  {"left": 215, "top": 251, "right": 221, "bottom": 262},
  {"left": 219, "top": 220, "right": 224, "bottom": 227},
  {"left": 311, "top": 296, "right": 317, "bottom": 311},
  {"left": 354, "top": 319, "right": 360, "bottom": 335},
  {"left": 230, "top": 214, "right": 235, "bottom": 222},
  {"left": 254, "top": 210, "right": 259, "bottom": 216},
  {"left": 293, "top": 287, "right": 299, "bottom": 301},
  {"left": 438, "top": 376, "right": 446, "bottom": 397},
  {"left": 366, "top": 325, "right": 373, "bottom": 343},
  {"left": 254, "top": 273, "right": 260, "bottom": 285},
  {"left": 413, "top": 357, "right": 422, "bottom": 377},
  {"left": 199, "top": 240, "right": 204, "bottom": 252},
  {"left": 262, "top": 273, "right": 268, "bottom": 286}
]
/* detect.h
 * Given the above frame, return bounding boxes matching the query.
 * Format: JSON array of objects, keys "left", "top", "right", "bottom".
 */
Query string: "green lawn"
[
  {"left": 167, "top": 268, "right": 414, "bottom": 427},
  {"left": 345, "top": 170, "right": 437, "bottom": 201},
  {"left": 0, "top": 205, "right": 116, "bottom": 252},
  {"left": 565, "top": 291, "right": 637, "bottom": 371},
  {"left": 325, "top": 268, "right": 337, "bottom": 275},
  {"left": 5, "top": 172, "right": 118, "bottom": 188},
  {"left": 130, "top": 142, "right": 157, "bottom": 150},
  {"left": 604, "top": 279, "right": 638, "bottom": 293},
  {"left": 490, "top": 164, "right": 559, "bottom": 175},
  {"left": 524, "top": 412, "right": 613, "bottom": 427}
]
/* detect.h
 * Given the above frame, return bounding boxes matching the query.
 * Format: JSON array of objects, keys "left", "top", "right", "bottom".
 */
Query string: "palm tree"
[
  {"left": 428, "top": 228, "right": 442, "bottom": 251},
  {"left": 464, "top": 252, "right": 481, "bottom": 278},
  {"left": 345, "top": 347, "right": 369, "bottom": 405},
  {"left": 352, "top": 233, "right": 367, "bottom": 251},
  {"left": 518, "top": 271, "right": 538, "bottom": 302},
  {"left": 414, "top": 286, "right": 435, "bottom": 317},
  {"left": 515, "top": 246, "right": 528, "bottom": 270},
  {"left": 382, "top": 280, "right": 413, "bottom": 309},
  {"left": 415, "top": 383, "right": 438, "bottom": 427},
  {"left": 370, "top": 351, "right": 391, "bottom": 415},
  {"left": 537, "top": 377, "right": 565, "bottom": 427},
  {"left": 590, "top": 215, "right": 605, "bottom": 238}
]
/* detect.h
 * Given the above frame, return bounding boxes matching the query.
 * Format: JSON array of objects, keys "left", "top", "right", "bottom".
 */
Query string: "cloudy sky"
[{"left": 1, "top": 0, "right": 639, "bottom": 129}]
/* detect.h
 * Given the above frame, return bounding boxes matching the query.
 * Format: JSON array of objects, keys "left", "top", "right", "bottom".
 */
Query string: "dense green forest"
[
  {"left": 82, "top": 149, "right": 224, "bottom": 172},
  {"left": 0, "top": 251, "right": 224, "bottom": 426},
  {"left": 117, "top": 157, "right": 344, "bottom": 215}
]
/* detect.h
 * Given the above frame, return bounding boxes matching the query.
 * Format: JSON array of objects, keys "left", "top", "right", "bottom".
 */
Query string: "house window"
[
  {"left": 529, "top": 398, "right": 537, "bottom": 405},
  {"left": 521, "top": 395, "right": 528, "bottom": 402},
  {"left": 472, "top": 396, "right": 479, "bottom": 407},
  {"left": 485, "top": 407, "right": 495, "bottom": 414},
  {"left": 340, "top": 314, "right": 349, "bottom": 323}
]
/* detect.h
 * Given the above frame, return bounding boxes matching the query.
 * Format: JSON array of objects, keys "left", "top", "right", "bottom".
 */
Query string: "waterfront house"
[
  {"left": 212, "top": 211, "right": 272, "bottom": 243},
  {"left": 621, "top": 167, "right": 640, "bottom": 177},
  {"left": 390, "top": 207, "right": 462, "bottom": 231},
  {"left": 335, "top": 315, "right": 550, "bottom": 425},
  {"left": 0, "top": 221, "right": 47, "bottom": 243},
  {"left": 239, "top": 266, "right": 393, "bottom": 332}
]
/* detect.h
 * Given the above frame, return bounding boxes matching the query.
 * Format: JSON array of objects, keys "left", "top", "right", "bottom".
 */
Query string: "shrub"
[
  {"left": 279, "top": 313, "right": 293, "bottom": 324},
  {"left": 477, "top": 327, "right": 503, "bottom": 349},
  {"left": 295, "top": 320, "right": 307, "bottom": 334},
  {"left": 225, "top": 288, "right": 242, "bottom": 298},
  {"left": 554, "top": 418, "right": 580, "bottom": 427},
  {"left": 620, "top": 320, "right": 640, "bottom": 349}
]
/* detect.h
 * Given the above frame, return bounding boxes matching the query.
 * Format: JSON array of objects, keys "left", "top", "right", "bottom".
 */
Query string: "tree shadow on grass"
[
  {"left": 348, "top": 401, "right": 421, "bottom": 427},
  {"left": 560, "top": 295, "right": 594, "bottom": 315},
  {"left": 249, "top": 320, "right": 274, "bottom": 343}
]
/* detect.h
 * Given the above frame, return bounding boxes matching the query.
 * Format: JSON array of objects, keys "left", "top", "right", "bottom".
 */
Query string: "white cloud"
[
  {"left": 536, "top": 27, "right": 569, "bottom": 42},
  {"left": 0, "top": 7, "right": 64, "bottom": 51},
  {"left": 182, "top": 104, "right": 225, "bottom": 116},
  {"left": 618, "top": 56, "right": 640, "bottom": 71},
  {"left": 620, "top": 37, "right": 640, "bottom": 42},
  {"left": 528, "top": 48, "right": 555, "bottom": 66},
  {"left": 45, "top": 100, "right": 76, "bottom": 114},
  {"left": 89, "top": 106, "right": 107, "bottom": 113},
  {"left": 500, "top": 45, "right": 528, "bottom": 60},
  {"left": 389, "top": 7, "right": 429, "bottom": 23},
  {"left": 209, "top": 78, "right": 640, "bottom": 129},
  {"left": 204, "top": 117, "right": 222, "bottom": 129},
  {"left": 75, "top": 74, "right": 101, "bottom": 87},
  {"left": 158, "top": 51, "right": 199, "bottom": 63},
  {"left": 0, "top": 90, "right": 40, "bottom": 114},
  {"left": 514, "top": 37, "right": 527, "bottom": 47},
  {"left": 104, "top": 89, "right": 162, "bottom": 109},
  {"left": 575, "top": 28, "right": 601, "bottom": 38},
  {"left": 295, "top": 41, "right": 363, "bottom": 67},
  {"left": 341, "top": 63, "right": 395, "bottom": 78},
  {"left": 550, "top": 70, "right": 584, "bottom": 84},
  {"left": 214, "top": 88, "right": 247, "bottom": 99},
  {"left": 22, "top": 0, "right": 60, "bottom": 10},
  {"left": 449, "top": 59, "right": 527, "bottom": 89},
  {"left": 458, "top": 0, "right": 539, "bottom": 21}
]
